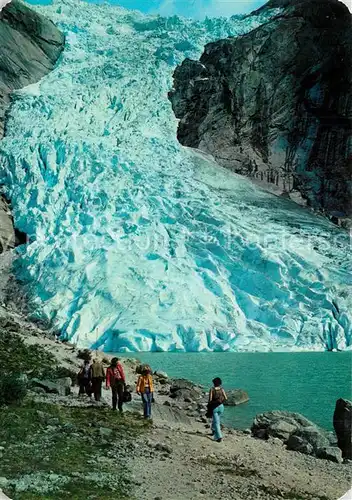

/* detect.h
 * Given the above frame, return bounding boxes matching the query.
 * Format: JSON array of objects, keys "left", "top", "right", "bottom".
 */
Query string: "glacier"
[{"left": 0, "top": 0, "right": 351, "bottom": 352}]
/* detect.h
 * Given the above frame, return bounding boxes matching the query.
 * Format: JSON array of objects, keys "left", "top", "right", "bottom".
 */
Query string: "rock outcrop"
[
  {"left": 224, "top": 389, "right": 249, "bottom": 406},
  {"left": 0, "top": 0, "right": 64, "bottom": 252},
  {"left": 169, "top": 0, "right": 352, "bottom": 215},
  {"left": 30, "top": 377, "right": 72, "bottom": 397},
  {"left": 333, "top": 398, "right": 352, "bottom": 459},
  {"left": 252, "top": 410, "right": 343, "bottom": 463},
  {"left": 0, "top": 196, "right": 15, "bottom": 252}
]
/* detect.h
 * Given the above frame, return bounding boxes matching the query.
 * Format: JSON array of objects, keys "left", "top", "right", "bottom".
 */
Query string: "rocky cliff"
[
  {"left": 169, "top": 0, "right": 352, "bottom": 215},
  {"left": 0, "top": 0, "right": 64, "bottom": 252}
]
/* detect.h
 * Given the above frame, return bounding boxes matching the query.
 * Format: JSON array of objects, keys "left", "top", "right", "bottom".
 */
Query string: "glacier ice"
[{"left": 0, "top": 0, "right": 351, "bottom": 352}]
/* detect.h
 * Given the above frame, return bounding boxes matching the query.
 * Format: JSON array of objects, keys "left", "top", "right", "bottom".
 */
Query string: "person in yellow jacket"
[{"left": 136, "top": 365, "right": 154, "bottom": 419}]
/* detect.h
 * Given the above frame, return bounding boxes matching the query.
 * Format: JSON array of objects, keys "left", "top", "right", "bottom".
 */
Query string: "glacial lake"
[{"left": 119, "top": 352, "right": 352, "bottom": 430}]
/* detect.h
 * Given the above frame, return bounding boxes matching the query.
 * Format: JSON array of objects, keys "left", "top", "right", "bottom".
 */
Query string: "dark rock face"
[
  {"left": 333, "top": 398, "right": 352, "bottom": 459},
  {"left": 169, "top": 0, "right": 352, "bottom": 215},
  {"left": 0, "top": 0, "right": 64, "bottom": 252},
  {"left": 0, "top": 0, "right": 64, "bottom": 138},
  {"left": 169, "top": 378, "right": 204, "bottom": 400},
  {"left": 0, "top": 196, "right": 14, "bottom": 252},
  {"left": 252, "top": 410, "right": 343, "bottom": 462}
]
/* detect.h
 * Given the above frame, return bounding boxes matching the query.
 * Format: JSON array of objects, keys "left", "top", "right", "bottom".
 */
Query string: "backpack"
[
  {"left": 122, "top": 389, "right": 132, "bottom": 403},
  {"left": 211, "top": 388, "right": 225, "bottom": 404},
  {"left": 206, "top": 388, "right": 225, "bottom": 418}
]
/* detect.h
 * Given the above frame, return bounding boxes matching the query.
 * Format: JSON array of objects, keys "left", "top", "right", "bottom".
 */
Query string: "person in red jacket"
[{"left": 105, "top": 357, "right": 126, "bottom": 412}]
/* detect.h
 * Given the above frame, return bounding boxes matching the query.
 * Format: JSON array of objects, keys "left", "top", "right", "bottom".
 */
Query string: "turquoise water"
[{"left": 119, "top": 352, "right": 352, "bottom": 430}]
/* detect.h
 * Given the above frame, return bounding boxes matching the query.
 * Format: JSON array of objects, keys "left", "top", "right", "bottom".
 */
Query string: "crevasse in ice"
[{"left": 0, "top": 0, "right": 351, "bottom": 352}]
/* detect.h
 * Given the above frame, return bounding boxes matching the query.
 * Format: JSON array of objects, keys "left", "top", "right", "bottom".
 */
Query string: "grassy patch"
[
  {"left": 0, "top": 326, "right": 56, "bottom": 378},
  {"left": 0, "top": 400, "right": 149, "bottom": 499},
  {"left": 0, "top": 325, "right": 77, "bottom": 382}
]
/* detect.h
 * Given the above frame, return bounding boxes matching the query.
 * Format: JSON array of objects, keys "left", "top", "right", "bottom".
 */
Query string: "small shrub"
[
  {"left": 0, "top": 373, "right": 27, "bottom": 406},
  {"left": 53, "top": 366, "right": 77, "bottom": 384}
]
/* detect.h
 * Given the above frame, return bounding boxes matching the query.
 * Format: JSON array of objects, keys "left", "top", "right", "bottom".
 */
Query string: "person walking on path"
[
  {"left": 78, "top": 359, "right": 92, "bottom": 398},
  {"left": 136, "top": 365, "right": 154, "bottom": 419},
  {"left": 90, "top": 358, "right": 105, "bottom": 402},
  {"left": 106, "top": 357, "right": 126, "bottom": 412},
  {"left": 208, "top": 377, "right": 227, "bottom": 442}
]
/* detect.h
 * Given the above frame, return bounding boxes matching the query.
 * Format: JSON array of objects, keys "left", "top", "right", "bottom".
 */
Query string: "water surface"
[{"left": 119, "top": 352, "right": 352, "bottom": 430}]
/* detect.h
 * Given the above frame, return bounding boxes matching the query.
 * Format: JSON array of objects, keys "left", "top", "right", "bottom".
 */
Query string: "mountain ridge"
[{"left": 169, "top": 0, "right": 352, "bottom": 216}]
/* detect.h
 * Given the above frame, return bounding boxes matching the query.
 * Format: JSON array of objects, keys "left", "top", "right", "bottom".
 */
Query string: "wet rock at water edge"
[
  {"left": 224, "top": 389, "right": 249, "bottom": 406},
  {"left": 252, "top": 410, "right": 342, "bottom": 462},
  {"left": 169, "top": 379, "right": 204, "bottom": 401}
]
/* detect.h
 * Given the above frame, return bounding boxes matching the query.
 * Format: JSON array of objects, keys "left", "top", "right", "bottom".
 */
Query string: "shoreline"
[{"left": 0, "top": 304, "right": 351, "bottom": 499}]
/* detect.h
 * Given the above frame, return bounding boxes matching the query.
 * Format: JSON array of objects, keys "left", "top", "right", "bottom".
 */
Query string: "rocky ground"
[{"left": 0, "top": 305, "right": 351, "bottom": 500}]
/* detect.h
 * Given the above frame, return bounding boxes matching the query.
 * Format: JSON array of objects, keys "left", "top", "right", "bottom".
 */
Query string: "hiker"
[
  {"left": 78, "top": 359, "right": 92, "bottom": 398},
  {"left": 106, "top": 357, "right": 126, "bottom": 412},
  {"left": 208, "top": 377, "right": 227, "bottom": 442},
  {"left": 136, "top": 365, "right": 154, "bottom": 419},
  {"left": 90, "top": 358, "right": 105, "bottom": 402}
]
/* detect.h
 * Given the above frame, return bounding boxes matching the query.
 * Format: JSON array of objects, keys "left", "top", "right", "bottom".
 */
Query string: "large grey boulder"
[
  {"left": 316, "top": 446, "right": 343, "bottom": 464},
  {"left": 169, "top": 0, "right": 352, "bottom": 215},
  {"left": 252, "top": 410, "right": 341, "bottom": 462},
  {"left": 224, "top": 389, "right": 249, "bottom": 406},
  {"left": 333, "top": 398, "right": 352, "bottom": 460},
  {"left": 169, "top": 379, "right": 204, "bottom": 401},
  {"left": 31, "top": 377, "right": 72, "bottom": 396},
  {"left": 252, "top": 411, "right": 312, "bottom": 442},
  {"left": 290, "top": 426, "right": 330, "bottom": 453}
]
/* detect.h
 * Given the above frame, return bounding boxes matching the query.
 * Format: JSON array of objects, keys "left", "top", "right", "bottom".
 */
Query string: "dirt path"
[{"left": 128, "top": 422, "right": 351, "bottom": 500}]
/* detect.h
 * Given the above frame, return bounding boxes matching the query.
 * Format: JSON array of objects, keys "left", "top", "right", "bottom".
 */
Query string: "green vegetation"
[
  {"left": 0, "top": 325, "right": 76, "bottom": 382},
  {"left": 0, "top": 318, "right": 149, "bottom": 498},
  {"left": 0, "top": 327, "right": 55, "bottom": 378},
  {"left": 0, "top": 373, "right": 27, "bottom": 406},
  {"left": 0, "top": 400, "right": 150, "bottom": 499}
]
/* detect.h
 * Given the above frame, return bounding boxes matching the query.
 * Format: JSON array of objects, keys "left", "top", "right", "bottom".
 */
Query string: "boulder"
[
  {"left": 287, "top": 435, "right": 314, "bottom": 455},
  {"left": 169, "top": 379, "right": 203, "bottom": 401},
  {"left": 316, "top": 446, "right": 343, "bottom": 464},
  {"left": 30, "top": 377, "right": 72, "bottom": 396},
  {"left": 269, "top": 421, "right": 298, "bottom": 442},
  {"left": 251, "top": 411, "right": 311, "bottom": 441},
  {"left": 154, "top": 371, "right": 168, "bottom": 380},
  {"left": 224, "top": 389, "right": 249, "bottom": 406},
  {"left": 252, "top": 410, "right": 341, "bottom": 462},
  {"left": 291, "top": 426, "right": 330, "bottom": 453},
  {"left": 333, "top": 398, "right": 352, "bottom": 460}
]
